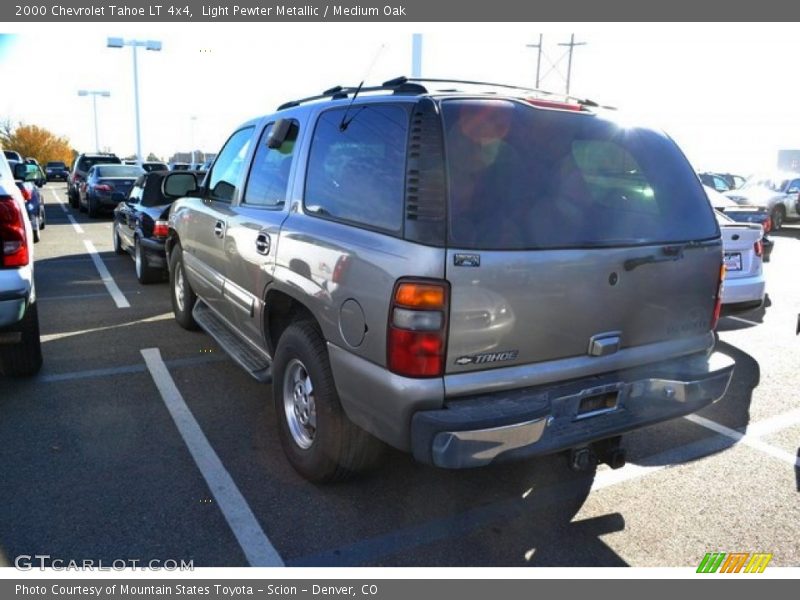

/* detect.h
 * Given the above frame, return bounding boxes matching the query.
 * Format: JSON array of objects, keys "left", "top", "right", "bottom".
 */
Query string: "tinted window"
[
  {"left": 243, "top": 121, "right": 299, "bottom": 208},
  {"left": 96, "top": 165, "right": 143, "bottom": 178},
  {"left": 78, "top": 156, "right": 121, "bottom": 172},
  {"left": 305, "top": 105, "right": 407, "bottom": 233},
  {"left": 442, "top": 99, "right": 718, "bottom": 250},
  {"left": 208, "top": 127, "right": 254, "bottom": 203}
]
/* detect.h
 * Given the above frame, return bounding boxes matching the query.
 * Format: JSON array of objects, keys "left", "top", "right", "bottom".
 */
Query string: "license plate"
[{"left": 724, "top": 252, "right": 742, "bottom": 271}]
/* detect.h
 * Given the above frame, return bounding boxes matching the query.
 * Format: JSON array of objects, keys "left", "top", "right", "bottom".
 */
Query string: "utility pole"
[
  {"left": 558, "top": 34, "right": 586, "bottom": 95},
  {"left": 525, "top": 34, "right": 543, "bottom": 88}
]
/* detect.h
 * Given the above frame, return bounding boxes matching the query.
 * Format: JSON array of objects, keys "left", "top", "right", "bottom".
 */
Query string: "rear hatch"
[
  {"left": 718, "top": 220, "right": 762, "bottom": 279},
  {"left": 440, "top": 99, "right": 722, "bottom": 376}
]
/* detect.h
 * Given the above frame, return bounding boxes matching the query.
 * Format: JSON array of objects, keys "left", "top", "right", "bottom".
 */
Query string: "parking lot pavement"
[{"left": 0, "top": 184, "right": 798, "bottom": 568}]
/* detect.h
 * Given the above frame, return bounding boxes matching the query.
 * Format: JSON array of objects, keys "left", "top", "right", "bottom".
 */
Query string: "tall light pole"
[
  {"left": 189, "top": 115, "right": 197, "bottom": 165},
  {"left": 77, "top": 89, "right": 110, "bottom": 152},
  {"left": 107, "top": 37, "right": 162, "bottom": 164}
]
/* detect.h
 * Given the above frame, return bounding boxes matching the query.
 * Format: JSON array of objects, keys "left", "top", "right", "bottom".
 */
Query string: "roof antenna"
[{"left": 339, "top": 44, "right": 386, "bottom": 132}]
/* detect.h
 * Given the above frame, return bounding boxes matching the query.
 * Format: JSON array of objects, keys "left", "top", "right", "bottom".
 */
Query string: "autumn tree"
[{"left": 1, "top": 122, "right": 74, "bottom": 166}]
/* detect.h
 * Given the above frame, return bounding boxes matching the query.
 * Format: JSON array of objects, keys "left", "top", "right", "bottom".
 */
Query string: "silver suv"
[
  {"left": 0, "top": 151, "right": 42, "bottom": 376},
  {"left": 165, "top": 78, "right": 735, "bottom": 481}
]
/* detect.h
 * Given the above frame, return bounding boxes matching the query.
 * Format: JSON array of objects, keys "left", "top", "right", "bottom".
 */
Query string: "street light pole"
[
  {"left": 190, "top": 116, "right": 197, "bottom": 165},
  {"left": 107, "top": 37, "right": 162, "bottom": 165},
  {"left": 77, "top": 89, "right": 111, "bottom": 152}
]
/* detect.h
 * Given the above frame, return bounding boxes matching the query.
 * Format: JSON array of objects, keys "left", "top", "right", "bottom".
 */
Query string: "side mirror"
[
  {"left": 267, "top": 119, "right": 292, "bottom": 149},
  {"left": 13, "top": 163, "right": 28, "bottom": 180},
  {"left": 162, "top": 172, "right": 198, "bottom": 198}
]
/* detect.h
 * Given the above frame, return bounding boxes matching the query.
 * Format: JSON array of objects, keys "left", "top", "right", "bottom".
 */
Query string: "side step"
[{"left": 192, "top": 301, "right": 272, "bottom": 383}]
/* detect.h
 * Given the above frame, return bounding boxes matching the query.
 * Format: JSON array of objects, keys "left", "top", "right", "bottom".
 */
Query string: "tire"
[
  {"left": 135, "top": 238, "right": 161, "bottom": 284},
  {"left": 272, "top": 321, "right": 384, "bottom": 482},
  {"left": 31, "top": 217, "right": 40, "bottom": 243},
  {"left": 169, "top": 244, "right": 199, "bottom": 330},
  {"left": 0, "top": 301, "right": 43, "bottom": 377},
  {"left": 771, "top": 206, "right": 784, "bottom": 231},
  {"left": 39, "top": 207, "right": 45, "bottom": 230},
  {"left": 78, "top": 194, "right": 87, "bottom": 213},
  {"left": 68, "top": 188, "right": 77, "bottom": 208},
  {"left": 87, "top": 194, "right": 99, "bottom": 218},
  {"left": 112, "top": 223, "right": 125, "bottom": 255}
]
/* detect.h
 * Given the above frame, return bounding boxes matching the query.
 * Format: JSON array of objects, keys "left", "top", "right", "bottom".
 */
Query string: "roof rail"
[{"left": 277, "top": 79, "right": 427, "bottom": 111}]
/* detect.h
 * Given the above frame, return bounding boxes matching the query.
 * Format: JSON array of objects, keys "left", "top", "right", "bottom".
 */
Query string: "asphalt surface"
[{"left": 0, "top": 183, "right": 798, "bottom": 568}]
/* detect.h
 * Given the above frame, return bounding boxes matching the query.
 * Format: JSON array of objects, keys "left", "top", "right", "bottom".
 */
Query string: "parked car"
[
  {"left": 67, "top": 152, "right": 121, "bottom": 208},
  {"left": 78, "top": 164, "right": 143, "bottom": 218},
  {"left": 725, "top": 172, "right": 800, "bottom": 230},
  {"left": 0, "top": 152, "right": 42, "bottom": 376},
  {"left": 45, "top": 161, "right": 70, "bottom": 182},
  {"left": 113, "top": 170, "right": 201, "bottom": 283},
  {"left": 716, "top": 211, "right": 766, "bottom": 310},
  {"left": 142, "top": 161, "right": 169, "bottom": 173},
  {"left": 715, "top": 172, "right": 746, "bottom": 190},
  {"left": 704, "top": 185, "right": 773, "bottom": 262},
  {"left": 9, "top": 161, "right": 45, "bottom": 243},
  {"left": 164, "top": 77, "right": 734, "bottom": 482}
]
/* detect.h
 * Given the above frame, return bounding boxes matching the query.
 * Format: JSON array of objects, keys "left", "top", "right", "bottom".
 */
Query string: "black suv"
[{"left": 67, "top": 153, "right": 121, "bottom": 208}]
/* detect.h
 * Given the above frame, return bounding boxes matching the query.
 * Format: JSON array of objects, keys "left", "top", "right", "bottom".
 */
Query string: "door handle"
[
  {"left": 255, "top": 232, "right": 271, "bottom": 255},
  {"left": 214, "top": 220, "right": 225, "bottom": 238}
]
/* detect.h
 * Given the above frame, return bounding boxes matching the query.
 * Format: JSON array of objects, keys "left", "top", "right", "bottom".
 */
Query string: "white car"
[
  {"left": 716, "top": 210, "right": 766, "bottom": 310},
  {"left": 725, "top": 172, "right": 800, "bottom": 230}
]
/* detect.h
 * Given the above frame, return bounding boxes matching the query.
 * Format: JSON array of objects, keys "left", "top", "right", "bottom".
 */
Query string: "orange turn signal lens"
[{"left": 394, "top": 283, "right": 446, "bottom": 309}]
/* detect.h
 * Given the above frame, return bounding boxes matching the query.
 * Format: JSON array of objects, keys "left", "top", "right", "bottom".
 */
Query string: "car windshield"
[
  {"left": 740, "top": 176, "right": 790, "bottom": 193},
  {"left": 96, "top": 165, "right": 143, "bottom": 178},
  {"left": 442, "top": 99, "right": 718, "bottom": 250}
]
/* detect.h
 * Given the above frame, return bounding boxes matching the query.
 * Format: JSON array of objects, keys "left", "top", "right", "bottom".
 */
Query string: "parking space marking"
[
  {"left": 141, "top": 348, "right": 283, "bottom": 567},
  {"left": 723, "top": 315, "right": 761, "bottom": 327},
  {"left": 67, "top": 215, "right": 85, "bottom": 234},
  {"left": 38, "top": 291, "right": 140, "bottom": 302},
  {"left": 83, "top": 239, "right": 130, "bottom": 308},
  {"left": 49, "top": 188, "right": 68, "bottom": 213},
  {"left": 41, "top": 313, "right": 173, "bottom": 343},
  {"left": 38, "top": 354, "right": 225, "bottom": 383},
  {"left": 685, "top": 414, "right": 800, "bottom": 467},
  {"left": 747, "top": 408, "right": 800, "bottom": 438}
]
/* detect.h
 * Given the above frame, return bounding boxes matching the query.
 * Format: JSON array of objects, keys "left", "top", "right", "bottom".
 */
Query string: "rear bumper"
[
  {"left": 0, "top": 267, "right": 32, "bottom": 330},
  {"left": 722, "top": 273, "right": 765, "bottom": 306},
  {"left": 139, "top": 237, "right": 167, "bottom": 268},
  {"left": 410, "top": 351, "right": 735, "bottom": 468}
]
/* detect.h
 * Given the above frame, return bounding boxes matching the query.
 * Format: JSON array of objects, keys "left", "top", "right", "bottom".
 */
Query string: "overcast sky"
[{"left": 0, "top": 22, "right": 797, "bottom": 174}]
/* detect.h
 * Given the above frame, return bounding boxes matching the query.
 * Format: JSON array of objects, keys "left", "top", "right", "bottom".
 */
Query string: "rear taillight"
[
  {"left": 763, "top": 217, "right": 771, "bottom": 233},
  {"left": 754, "top": 240, "right": 763, "bottom": 258},
  {"left": 152, "top": 220, "right": 169, "bottom": 238},
  {"left": 95, "top": 184, "right": 112, "bottom": 192},
  {"left": 332, "top": 255, "right": 350, "bottom": 284},
  {"left": 0, "top": 195, "right": 29, "bottom": 268},
  {"left": 711, "top": 264, "right": 726, "bottom": 330},
  {"left": 19, "top": 186, "right": 32, "bottom": 201},
  {"left": 387, "top": 279, "right": 449, "bottom": 378}
]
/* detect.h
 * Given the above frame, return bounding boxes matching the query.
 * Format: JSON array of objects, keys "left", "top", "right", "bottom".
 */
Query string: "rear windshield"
[
  {"left": 79, "top": 156, "right": 121, "bottom": 171},
  {"left": 96, "top": 165, "right": 143, "bottom": 178},
  {"left": 442, "top": 99, "right": 718, "bottom": 250}
]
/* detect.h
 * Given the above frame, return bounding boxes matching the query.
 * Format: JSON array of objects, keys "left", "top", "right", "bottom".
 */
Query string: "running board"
[{"left": 192, "top": 301, "right": 272, "bottom": 383}]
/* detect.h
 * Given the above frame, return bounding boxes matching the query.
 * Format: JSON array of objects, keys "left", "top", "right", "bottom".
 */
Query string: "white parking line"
[
  {"left": 83, "top": 239, "right": 130, "bottom": 308},
  {"left": 49, "top": 188, "right": 68, "bottom": 213},
  {"left": 41, "top": 313, "right": 173, "bottom": 343},
  {"left": 685, "top": 414, "right": 800, "bottom": 467},
  {"left": 141, "top": 348, "right": 284, "bottom": 567},
  {"left": 724, "top": 315, "right": 761, "bottom": 327},
  {"left": 747, "top": 407, "right": 800, "bottom": 438},
  {"left": 67, "top": 215, "right": 84, "bottom": 234}
]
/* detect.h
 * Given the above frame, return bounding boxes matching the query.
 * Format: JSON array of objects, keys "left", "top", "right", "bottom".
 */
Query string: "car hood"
[{"left": 725, "top": 186, "right": 785, "bottom": 206}]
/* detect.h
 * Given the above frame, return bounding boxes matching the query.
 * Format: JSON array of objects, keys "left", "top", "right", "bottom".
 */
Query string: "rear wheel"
[
  {"left": 0, "top": 302, "right": 43, "bottom": 377},
  {"left": 39, "top": 207, "right": 45, "bottom": 230},
  {"left": 31, "top": 216, "right": 40, "bottom": 243},
  {"left": 771, "top": 206, "right": 785, "bottom": 231},
  {"left": 135, "top": 238, "right": 161, "bottom": 284},
  {"left": 169, "top": 244, "right": 199, "bottom": 330},
  {"left": 112, "top": 223, "right": 125, "bottom": 255},
  {"left": 273, "top": 321, "right": 383, "bottom": 482},
  {"left": 87, "top": 194, "right": 99, "bottom": 218}
]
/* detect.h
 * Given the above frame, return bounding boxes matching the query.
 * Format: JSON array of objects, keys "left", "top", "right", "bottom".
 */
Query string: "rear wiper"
[{"left": 623, "top": 241, "right": 705, "bottom": 272}]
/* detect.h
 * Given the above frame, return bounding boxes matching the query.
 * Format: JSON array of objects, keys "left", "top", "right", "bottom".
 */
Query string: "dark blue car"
[
  {"left": 79, "top": 164, "right": 143, "bottom": 218},
  {"left": 9, "top": 161, "right": 45, "bottom": 243}
]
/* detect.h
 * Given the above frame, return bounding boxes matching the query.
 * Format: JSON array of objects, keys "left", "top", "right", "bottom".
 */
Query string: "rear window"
[
  {"left": 442, "top": 99, "right": 718, "bottom": 250},
  {"left": 96, "top": 165, "right": 143, "bottom": 178},
  {"left": 78, "top": 156, "right": 121, "bottom": 171}
]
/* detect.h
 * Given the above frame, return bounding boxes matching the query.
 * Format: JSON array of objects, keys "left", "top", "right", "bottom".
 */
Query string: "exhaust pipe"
[
  {"left": 569, "top": 447, "right": 596, "bottom": 472},
  {"left": 606, "top": 448, "right": 627, "bottom": 470}
]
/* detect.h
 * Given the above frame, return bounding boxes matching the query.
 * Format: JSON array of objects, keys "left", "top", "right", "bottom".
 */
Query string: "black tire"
[
  {"left": 39, "top": 207, "right": 45, "bottom": 230},
  {"left": 0, "top": 301, "right": 43, "bottom": 377},
  {"left": 78, "top": 194, "right": 87, "bottom": 213},
  {"left": 68, "top": 188, "right": 77, "bottom": 209},
  {"left": 31, "top": 218, "right": 40, "bottom": 243},
  {"left": 112, "top": 223, "right": 125, "bottom": 255},
  {"left": 272, "top": 321, "right": 384, "bottom": 482},
  {"left": 771, "top": 206, "right": 784, "bottom": 231},
  {"left": 135, "top": 238, "right": 161, "bottom": 284},
  {"left": 87, "top": 194, "right": 99, "bottom": 218},
  {"left": 169, "top": 244, "right": 199, "bottom": 330}
]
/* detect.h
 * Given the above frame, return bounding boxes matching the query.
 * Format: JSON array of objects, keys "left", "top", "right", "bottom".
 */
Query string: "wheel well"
[
  {"left": 165, "top": 232, "right": 179, "bottom": 266},
  {"left": 264, "top": 290, "right": 318, "bottom": 355}
]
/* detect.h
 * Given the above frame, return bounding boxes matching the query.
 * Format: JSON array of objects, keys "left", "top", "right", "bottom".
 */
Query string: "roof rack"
[{"left": 276, "top": 76, "right": 605, "bottom": 111}]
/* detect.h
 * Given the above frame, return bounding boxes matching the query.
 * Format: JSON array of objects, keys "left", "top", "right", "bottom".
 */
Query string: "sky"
[{"left": 0, "top": 22, "right": 798, "bottom": 174}]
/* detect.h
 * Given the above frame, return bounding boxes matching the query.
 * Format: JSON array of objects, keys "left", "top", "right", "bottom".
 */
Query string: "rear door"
[
  {"left": 440, "top": 99, "right": 722, "bottom": 376},
  {"left": 224, "top": 119, "right": 299, "bottom": 347}
]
